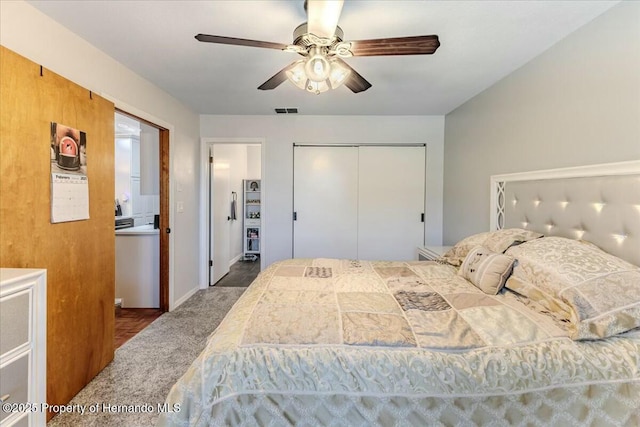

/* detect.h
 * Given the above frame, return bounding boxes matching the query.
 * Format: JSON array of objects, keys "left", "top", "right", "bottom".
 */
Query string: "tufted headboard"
[{"left": 490, "top": 161, "right": 640, "bottom": 267}]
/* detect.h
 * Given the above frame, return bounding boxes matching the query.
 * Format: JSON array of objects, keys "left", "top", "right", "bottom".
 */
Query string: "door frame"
[
  {"left": 199, "top": 137, "right": 266, "bottom": 289},
  {"left": 114, "top": 105, "right": 173, "bottom": 312}
]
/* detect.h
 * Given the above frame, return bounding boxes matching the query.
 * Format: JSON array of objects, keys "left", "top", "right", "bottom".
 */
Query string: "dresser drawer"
[
  {"left": 0, "top": 290, "right": 31, "bottom": 357},
  {"left": 0, "top": 353, "right": 29, "bottom": 424}
]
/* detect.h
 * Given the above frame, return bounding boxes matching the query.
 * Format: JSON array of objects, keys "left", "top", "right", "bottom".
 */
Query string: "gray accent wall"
[{"left": 443, "top": 1, "right": 640, "bottom": 245}]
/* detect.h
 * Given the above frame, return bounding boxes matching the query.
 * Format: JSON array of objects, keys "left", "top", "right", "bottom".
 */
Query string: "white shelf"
[{"left": 243, "top": 179, "right": 261, "bottom": 257}]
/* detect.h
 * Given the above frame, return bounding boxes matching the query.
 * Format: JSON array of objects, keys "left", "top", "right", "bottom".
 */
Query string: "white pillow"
[{"left": 505, "top": 236, "right": 640, "bottom": 340}]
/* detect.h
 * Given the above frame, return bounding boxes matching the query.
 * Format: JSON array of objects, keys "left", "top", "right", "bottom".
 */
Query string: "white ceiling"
[{"left": 28, "top": 0, "right": 618, "bottom": 116}]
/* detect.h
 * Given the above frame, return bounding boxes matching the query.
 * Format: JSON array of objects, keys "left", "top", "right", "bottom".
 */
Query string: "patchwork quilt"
[
  {"left": 159, "top": 259, "right": 640, "bottom": 427},
  {"left": 241, "top": 259, "right": 568, "bottom": 350}
]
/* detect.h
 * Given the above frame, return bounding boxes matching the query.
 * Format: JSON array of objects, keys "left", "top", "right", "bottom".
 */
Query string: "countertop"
[{"left": 115, "top": 224, "right": 159, "bottom": 236}]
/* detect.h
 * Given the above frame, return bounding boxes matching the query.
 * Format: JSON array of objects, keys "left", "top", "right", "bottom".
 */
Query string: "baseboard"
[
  {"left": 229, "top": 254, "right": 242, "bottom": 266},
  {"left": 172, "top": 286, "right": 199, "bottom": 311}
]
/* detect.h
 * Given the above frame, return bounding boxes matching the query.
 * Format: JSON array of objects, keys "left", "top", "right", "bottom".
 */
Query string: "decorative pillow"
[
  {"left": 440, "top": 232, "right": 492, "bottom": 267},
  {"left": 440, "top": 228, "right": 542, "bottom": 267},
  {"left": 483, "top": 228, "right": 543, "bottom": 254},
  {"left": 503, "top": 275, "right": 574, "bottom": 323},
  {"left": 458, "top": 246, "right": 515, "bottom": 295},
  {"left": 505, "top": 236, "right": 640, "bottom": 340}
]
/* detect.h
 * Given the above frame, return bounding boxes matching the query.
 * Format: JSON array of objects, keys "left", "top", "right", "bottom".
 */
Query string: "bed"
[{"left": 159, "top": 161, "right": 640, "bottom": 426}]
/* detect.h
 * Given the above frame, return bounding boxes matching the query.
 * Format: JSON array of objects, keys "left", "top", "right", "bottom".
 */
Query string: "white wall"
[
  {"left": 443, "top": 1, "right": 640, "bottom": 245},
  {"left": 200, "top": 115, "right": 445, "bottom": 267},
  {"left": 1, "top": 0, "right": 202, "bottom": 308},
  {"left": 247, "top": 145, "right": 262, "bottom": 179}
]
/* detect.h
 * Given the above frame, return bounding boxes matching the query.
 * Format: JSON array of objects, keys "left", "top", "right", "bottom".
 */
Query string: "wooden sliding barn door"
[
  {"left": 293, "top": 145, "right": 426, "bottom": 261},
  {"left": 0, "top": 47, "right": 115, "bottom": 419}
]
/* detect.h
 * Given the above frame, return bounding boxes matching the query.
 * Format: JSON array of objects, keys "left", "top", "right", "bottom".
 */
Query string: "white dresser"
[
  {"left": 417, "top": 246, "right": 452, "bottom": 261},
  {"left": 0, "top": 269, "right": 46, "bottom": 427}
]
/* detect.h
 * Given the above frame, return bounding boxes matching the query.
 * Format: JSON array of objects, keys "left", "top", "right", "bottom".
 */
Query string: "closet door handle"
[
  {"left": 293, "top": 212, "right": 297, "bottom": 221},
  {"left": 421, "top": 213, "right": 425, "bottom": 223}
]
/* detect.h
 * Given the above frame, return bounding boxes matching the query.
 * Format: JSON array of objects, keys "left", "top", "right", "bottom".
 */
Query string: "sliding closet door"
[
  {"left": 357, "top": 146, "right": 426, "bottom": 260},
  {"left": 293, "top": 146, "right": 359, "bottom": 258}
]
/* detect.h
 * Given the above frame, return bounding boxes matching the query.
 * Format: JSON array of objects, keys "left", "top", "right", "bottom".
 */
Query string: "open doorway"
[
  {"left": 208, "top": 143, "right": 262, "bottom": 287},
  {"left": 114, "top": 110, "right": 170, "bottom": 347}
]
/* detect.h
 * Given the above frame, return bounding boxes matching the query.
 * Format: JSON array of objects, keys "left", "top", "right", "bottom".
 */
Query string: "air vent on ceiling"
[{"left": 275, "top": 108, "right": 298, "bottom": 114}]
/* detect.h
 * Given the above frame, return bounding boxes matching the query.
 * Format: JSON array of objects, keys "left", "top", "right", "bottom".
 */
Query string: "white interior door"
[
  {"left": 357, "top": 146, "right": 425, "bottom": 260},
  {"left": 211, "top": 153, "right": 230, "bottom": 284},
  {"left": 294, "top": 146, "right": 359, "bottom": 259}
]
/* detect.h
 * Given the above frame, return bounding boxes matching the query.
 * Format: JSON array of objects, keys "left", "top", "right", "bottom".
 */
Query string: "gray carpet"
[{"left": 47, "top": 286, "right": 246, "bottom": 427}]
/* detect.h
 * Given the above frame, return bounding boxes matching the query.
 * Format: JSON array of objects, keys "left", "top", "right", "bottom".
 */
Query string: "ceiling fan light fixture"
[
  {"left": 285, "top": 60, "right": 308, "bottom": 90},
  {"left": 286, "top": 54, "right": 351, "bottom": 94},
  {"left": 328, "top": 59, "right": 351, "bottom": 88},
  {"left": 306, "top": 79, "right": 330, "bottom": 95},
  {"left": 304, "top": 47, "right": 331, "bottom": 82}
]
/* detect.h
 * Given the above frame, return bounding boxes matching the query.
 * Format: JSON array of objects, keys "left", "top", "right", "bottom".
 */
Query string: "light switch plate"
[{"left": 177, "top": 201, "right": 184, "bottom": 213}]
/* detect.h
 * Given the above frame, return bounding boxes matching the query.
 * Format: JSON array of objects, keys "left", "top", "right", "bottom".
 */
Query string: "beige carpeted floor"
[{"left": 47, "top": 286, "right": 246, "bottom": 427}]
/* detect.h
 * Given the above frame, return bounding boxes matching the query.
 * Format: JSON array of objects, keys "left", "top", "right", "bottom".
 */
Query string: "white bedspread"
[{"left": 158, "top": 259, "right": 640, "bottom": 426}]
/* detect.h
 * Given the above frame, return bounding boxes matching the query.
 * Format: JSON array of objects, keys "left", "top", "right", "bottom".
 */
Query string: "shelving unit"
[{"left": 243, "top": 179, "right": 261, "bottom": 260}]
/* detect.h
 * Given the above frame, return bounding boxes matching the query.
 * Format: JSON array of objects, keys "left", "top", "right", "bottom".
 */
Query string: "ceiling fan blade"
[
  {"left": 334, "top": 58, "right": 372, "bottom": 93},
  {"left": 258, "top": 62, "right": 298, "bottom": 90},
  {"left": 349, "top": 35, "right": 440, "bottom": 57},
  {"left": 306, "top": 0, "right": 344, "bottom": 38},
  {"left": 195, "top": 34, "right": 289, "bottom": 50}
]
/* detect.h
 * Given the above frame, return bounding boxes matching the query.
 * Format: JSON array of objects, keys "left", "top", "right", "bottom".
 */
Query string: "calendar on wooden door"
[{"left": 50, "top": 122, "right": 89, "bottom": 223}]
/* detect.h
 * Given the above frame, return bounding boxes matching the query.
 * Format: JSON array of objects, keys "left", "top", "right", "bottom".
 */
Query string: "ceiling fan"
[{"left": 195, "top": 0, "right": 440, "bottom": 94}]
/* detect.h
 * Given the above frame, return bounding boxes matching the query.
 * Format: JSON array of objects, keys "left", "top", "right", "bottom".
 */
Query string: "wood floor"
[
  {"left": 114, "top": 307, "right": 163, "bottom": 349},
  {"left": 115, "top": 257, "right": 260, "bottom": 348},
  {"left": 214, "top": 257, "right": 261, "bottom": 287}
]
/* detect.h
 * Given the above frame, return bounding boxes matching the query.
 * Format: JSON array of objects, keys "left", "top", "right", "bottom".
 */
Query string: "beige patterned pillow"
[
  {"left": 483, "top": 228, "right": 543, "bottom": 253},
  {"left": 459, "top": 246, "right": 515, "bottom": 295},
  {"left": 506, "top": 236, "right": 640, "bottom": 340},
  {"left": 440, "top": 232, "right": 493, "bottom": 267},
  {"left": 504, "top": 275, "right": 574, "bottom": 323},
  {"left": 440, "top": 228, "right": 542, "bottom": 267}
]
